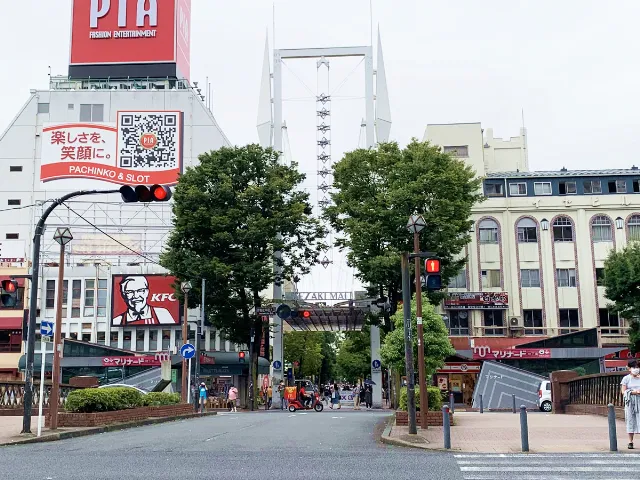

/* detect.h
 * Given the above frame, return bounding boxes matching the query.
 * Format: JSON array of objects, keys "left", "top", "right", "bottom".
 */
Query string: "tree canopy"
[
  {"left": 336, "top": 327, "right": 372, "bottom": 383},
  {"left": 324, "top": 140, "right": 482, "bottom": 330},
  {"left": 603, "top": 243, "right": 640, "bottom": 352},
  {"left": 283, "top": 331, "right": 325, "bottom": 378},
  {"left": 380, "top": 296, "right": 455, "bottom": 377}
]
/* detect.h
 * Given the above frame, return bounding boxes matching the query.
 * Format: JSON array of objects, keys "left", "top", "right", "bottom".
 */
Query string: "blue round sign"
[
  {"left": 180, "top": 343, "right": 196, "bottom": 359},
  {"left": 372, "top": 359, "right": 381, "bottom": 369},
  {"left": 273, "top": 360, "right": 282, "bottom": 370}
]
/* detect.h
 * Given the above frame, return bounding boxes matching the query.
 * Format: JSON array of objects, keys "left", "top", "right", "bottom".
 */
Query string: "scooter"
[{"left": 288, "top": 391, "right": 324, "bottom": 412}]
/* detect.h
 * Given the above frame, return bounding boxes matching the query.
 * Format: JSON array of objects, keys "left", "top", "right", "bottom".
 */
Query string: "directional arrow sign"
[
  {"left": 40, "top": 321, "right": 54, "bottom": 337},
  {"left": 180, "top": 343, "right": 195, "bottom": 360}
]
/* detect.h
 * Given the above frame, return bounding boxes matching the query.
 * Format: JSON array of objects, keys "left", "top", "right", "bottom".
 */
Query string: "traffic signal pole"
[
  {"left": 401, "top": 253, "right": 417, "bottom": 435},
  {"left": 413, "top": 233, "right": 428, "bottom": 429},
  {"left": 22, "top": 189, "right": 118, "bottom": 434}
]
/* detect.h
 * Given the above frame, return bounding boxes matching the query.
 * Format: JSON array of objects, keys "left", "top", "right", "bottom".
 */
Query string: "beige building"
[{"left": 424, "top": 123, "right": 631, "bottom": 347}]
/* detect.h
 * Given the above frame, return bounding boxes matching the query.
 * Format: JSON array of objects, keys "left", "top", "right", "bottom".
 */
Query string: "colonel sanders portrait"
[{"left": 112, "top": 275, "right": 176, "bottom": 326}]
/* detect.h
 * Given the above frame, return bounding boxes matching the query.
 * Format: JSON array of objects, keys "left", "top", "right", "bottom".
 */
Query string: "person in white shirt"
[
  {"left": 112, "top": 276, "right": 176, "bottom": 326},
  {"left": 621, "top": 359, "right": 640, "bottom": 449}
]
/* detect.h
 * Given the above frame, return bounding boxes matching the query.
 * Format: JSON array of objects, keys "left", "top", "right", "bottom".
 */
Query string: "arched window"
[
  {"left": 478, "top": 219, "right": 499, "bottom": 244},
  {"left": 516, "top": 218, "right": 537, "bottom": 243},
  {"left": 591, "top": 215, "right": 612, "bottom": 242},
  {"left": 552, "top": 217, "right": 574, "bottom": 242},
  {"left": 628, "top": 215, "right": 640, "bottom": 242}
]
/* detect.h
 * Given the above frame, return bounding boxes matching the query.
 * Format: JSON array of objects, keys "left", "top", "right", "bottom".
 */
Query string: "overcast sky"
[{"left": 2, "top": 0, "right": 640, "bottom": 292}]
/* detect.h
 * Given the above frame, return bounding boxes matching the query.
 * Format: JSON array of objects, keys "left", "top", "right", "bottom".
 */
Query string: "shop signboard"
[
  {"left": 444, "top": 292, "right": 508, "bottom": 310},
  {"left": 437, "top": 362, "right": 482, "bottom": 374},
  {"left": 111, "top": 274, "right": 180, "bottom": 327},
  {"left": 102, "top": 356, "right": 161, "bottom": 367},
  {"left": 472, "top": 345, "right": 551, "bottom": 360}
]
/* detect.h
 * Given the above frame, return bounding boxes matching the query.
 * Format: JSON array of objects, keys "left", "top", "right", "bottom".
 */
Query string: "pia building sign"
[{"left": 69, "top": 0, "right": 191, "bottom": 81}]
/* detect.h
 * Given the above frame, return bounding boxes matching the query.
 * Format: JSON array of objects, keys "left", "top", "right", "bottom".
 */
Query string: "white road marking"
[
  {"left": 331, "top": 416, "right": 344, "bottom": 419},
  {"left": 288, "top": 414, "right": 296, "bottom": 418}
]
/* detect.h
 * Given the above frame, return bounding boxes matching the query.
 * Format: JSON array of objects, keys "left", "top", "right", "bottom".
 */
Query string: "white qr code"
[{"left": 117, "top": 112, "right": 182, "bottom": 170}]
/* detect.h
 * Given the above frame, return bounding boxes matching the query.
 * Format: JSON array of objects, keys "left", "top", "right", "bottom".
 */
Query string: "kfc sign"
[
  {"left": 70, "top": 0, "right": 191, "bottom": 81},
  {"left": 111, "top": 274, "right": 180, "bottom": 327}
]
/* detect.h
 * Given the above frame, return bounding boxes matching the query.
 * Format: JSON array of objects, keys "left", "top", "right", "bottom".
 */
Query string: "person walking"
[
  {"left": 278, "top": 381, "right": 286, "bottom": 410},
  {"left": 228, "top": 384, "right": 238, "bottom": 413},
  {"left": 267, "top": 384, "right": 273, "bottom": 409},
  {"left": 364, "top": 384, "right": 373, "bottom": 409},
  {"left": 621, "top": 359, "right": 640, "bottom": 449},
  {"left": 330, "top": 382, "right": 341, "bottom": 409},
  {"left": 353, "top": 384, "right": 361, "bottom": 410},
  {"left": 323, "top": 384, "right": 331, "bottom": 405}
]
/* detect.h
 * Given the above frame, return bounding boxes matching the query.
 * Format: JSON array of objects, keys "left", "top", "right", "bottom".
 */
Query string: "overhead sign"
[
  {"left": 180, "top": 343, "right": 195, "bottom": 359},
  {"left": 437, "top": 362, "right": 482, "bottom": 374},
  {"left": 256, "top": 306, "right": 276, "bottom": 316},
  {"left": 70, "top": 0, "right": 191, "bottom": 80},
  {"left": 472, "top": 346, "right": 551, "bottom": 360},
  {"left": 40, "top": 321, "right": 54, "bottom": 337},
  {"left": 284, "top": 291, "right": 353, "bottom": 301},
  {"left": 0, "top": 240, "right": 26, "bottom": 264},
  {"left": 40, "top": 112, "right": 183, "bottom": 188},
  {"left": 70, "top": 233, "right": 142, "bottom": 256},
  {"left": 111, "top": 274, "right": 180, "bottom": 327},
  {"left": 102, "top": 356, "right": 161, "bottom": 367},
  {"left": 200, "top": 353, "right": 215, "bottom": 365},
  {"left": 445, "top": 292, "right": 508, "bottom": 310}
]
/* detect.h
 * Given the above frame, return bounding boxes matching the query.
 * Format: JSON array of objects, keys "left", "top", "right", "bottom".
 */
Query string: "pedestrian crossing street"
[{"left": 454, "top": 453, "right": 640, "bottom": 480}]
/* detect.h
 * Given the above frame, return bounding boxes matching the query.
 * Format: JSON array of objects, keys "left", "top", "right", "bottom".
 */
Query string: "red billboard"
[
  {"left": 70, "top": 0, "right": 191, "bottom": 80},
  {"left": 111, "top": 274, "right": 180, "bottom": 327},
  {"left": 444, "top": 292, "right": 509, "bottom": 310}
]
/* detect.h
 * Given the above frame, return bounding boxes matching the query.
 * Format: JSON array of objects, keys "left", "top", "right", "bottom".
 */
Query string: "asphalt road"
[{"left": 0, "top": 410, "right": 461, "bottom": 480}]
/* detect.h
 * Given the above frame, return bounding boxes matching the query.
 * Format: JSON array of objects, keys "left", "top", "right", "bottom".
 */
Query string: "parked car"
[
  {"left": 98, "top": 384, "right": 148, "bottom": 395},
  {"left": 537, "top": 380, "right": 552, "bottom": 412}
]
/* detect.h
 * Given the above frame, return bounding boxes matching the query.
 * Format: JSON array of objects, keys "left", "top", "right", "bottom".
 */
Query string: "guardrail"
[
  {"left": 567, "top": 372, "right": 626, "bottom": 408},
  {"left": 0, "top": 381, "right": 82, "bottom": 409}
]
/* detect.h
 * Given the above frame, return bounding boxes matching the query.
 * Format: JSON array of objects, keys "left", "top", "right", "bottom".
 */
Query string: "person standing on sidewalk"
[
  {"left": 353, "top": 384, "right": 361, "bottom": 410},
  {"left": 621, "top": 359, "right": 640, "bottom": 449},
  {"left": 198, "top": 382, "right": 207, "bottom": 413},
  {"left": 228, "top": 384, "right": 238, "bottom": 413},
  {"left": 330, "top": 382, "right": 341, "bottom": 409}
]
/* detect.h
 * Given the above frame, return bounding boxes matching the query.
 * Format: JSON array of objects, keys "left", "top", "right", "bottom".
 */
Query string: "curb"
[{"left": 1, "top": 411, "right": 218, "bottom": 447}]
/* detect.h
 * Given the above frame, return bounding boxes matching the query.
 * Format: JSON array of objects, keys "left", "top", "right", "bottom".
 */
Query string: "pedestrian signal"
[
  {"left": 0, "top": 280, "right": 19, "bottom": 308},
  {"left": 425, "top": 258, "right": 440, "bottom": 274}
]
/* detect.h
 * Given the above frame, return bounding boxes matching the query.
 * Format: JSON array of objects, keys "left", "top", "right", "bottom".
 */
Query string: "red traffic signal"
[
  {"left": 0, "top": 280, "right": 19, "bottom": 308},
  {"left": 1, "top": 280, "right": 17, "bottom": 293},
  {"left": 302, "top": 310, "right": 311, "bottom": 319},
  {"left": 238, "top": 351, "right": 246, "bottom": 362},
  {"left": 119, "top": 185, "right": 172, "bottom": 203},
  {"left": 425, "top": 258, "right": 441, "bottom": 274}
]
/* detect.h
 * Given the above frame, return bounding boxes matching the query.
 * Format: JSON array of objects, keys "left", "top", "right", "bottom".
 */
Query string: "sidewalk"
[
  {"left": 384, "top": 412, "right": 634, "bottom": 453},
  {"left": 0, "top": 416, "right": 92, "bottom": 445}
]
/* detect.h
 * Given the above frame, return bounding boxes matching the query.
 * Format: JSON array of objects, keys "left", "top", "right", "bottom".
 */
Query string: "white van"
[{"left": 537, "top": 380, "right": 552, "bottom": 412}]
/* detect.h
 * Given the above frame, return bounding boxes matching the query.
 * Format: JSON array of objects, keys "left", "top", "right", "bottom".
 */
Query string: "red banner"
[
  {"left": 445, "top": 292, "right": 508, "bottom": 310},
  {"left": 200, "top": 354, "right": 215, "bottom": 365},
  {"left": 101, "top": 356, "right": 160, "bottom": 367},
  {"left": 472, "top": 346, "right": 551, "bottom": 360}
]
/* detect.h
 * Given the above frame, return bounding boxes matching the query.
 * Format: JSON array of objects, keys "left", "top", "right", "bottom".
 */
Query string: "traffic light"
[
  {"left": 119, "top": 185, "right": 172, "bottom": 203},
  {"left": 238, "top": 351, "right": 246, "bottom": 363},
  {"left": 276, "top": 304, "right": 291, "bottom": 320},
  {"left": 424, "top": 257, "right": 442, "bottom": 292},
  {"left": 0, "top": 280, "right": 19, "bottom": 308}
]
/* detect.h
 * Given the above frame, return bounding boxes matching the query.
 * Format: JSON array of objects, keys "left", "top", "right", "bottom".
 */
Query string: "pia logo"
[{"left": 140, "top": 133, "right": 157, "bottom": 149}]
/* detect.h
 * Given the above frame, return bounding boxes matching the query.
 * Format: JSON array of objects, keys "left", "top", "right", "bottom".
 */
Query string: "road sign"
[
  {"left": 256, "top": 306, "right": 276, "bottom": 316},
  {"left": 273, "top": 360, "right": 282, "bottom": 370},
  {"left": 40, "top": 321, "right": 53, "bottom": 337},
  {"left": 372, "top": 359, "right": 381, "bottom": 369},
  {"left": 287, "top": 367, "right": 293, "bottom": 380},
  {"left": 180, "top": 343, "right": 195, "bottom": 360}
]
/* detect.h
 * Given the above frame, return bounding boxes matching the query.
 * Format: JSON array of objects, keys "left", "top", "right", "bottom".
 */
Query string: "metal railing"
[
  {"left": 567, "top": 372, "right": 626, "bottom": 408},
  {"left": 0, "top": 381, "right": 82, "bottom": 410}
]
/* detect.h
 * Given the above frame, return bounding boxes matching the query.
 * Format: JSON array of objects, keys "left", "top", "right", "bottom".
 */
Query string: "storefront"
[{"left": 436, "top": 356, "right": 481, "bottom": 406}]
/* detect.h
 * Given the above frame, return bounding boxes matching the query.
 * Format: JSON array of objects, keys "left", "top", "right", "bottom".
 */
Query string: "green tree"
[
  {"left": 160, "top": 145, "right": 327, "bottom": 402},
  {"left": 284, "top": 332, "right": 324, "bottom": 378},
  {"left": 603, "top": 243, "right": 640, "bottom": 353},
  {"left": 336, "top": 327, "right": 371, "bottom": 383},
  {"left": 319, "top": 333, "right": 338, "bottom": 384},
  {"left": 380, "top": 296, "right": 455, "bottom": 377},
  {"left": 324, "top": 141, "right": 482, "bottom": 331}
]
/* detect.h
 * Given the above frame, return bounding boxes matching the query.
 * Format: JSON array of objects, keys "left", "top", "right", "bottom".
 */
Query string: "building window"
[
  {"left": 483, "top": 310, "right": 504, "bottom": 336},
  {"left": 443, "top": 145, "right": 468, "bottom": 157},
  {"left": 136, "top": 330, "right": 145, "bottom": 351},
  {"left": 71, "top": 279, "right": 81, "bottom": 318},
  {"left": 5, "top": 233, "right": 19, "bottom": 240},
  {"left": 596, "top": 268, "right": 605, "bottom": 286},
  {"left": 162, "top": 330, "right": 171, "bottom": 350},
  {"left": 45, "top": 280, "right": 55, "bottom": 309},
  {"left": 583, "top": 180, "right": 602, "bottom": 194},
  {"left": 9, "top": 166, "right": 22, "bottom": 172},
  {"left": 634, "top": 180, "right": 640, "bottom": 193},
  {"left": 534, "top": 182, "right": 552, "bottom": 195},
  {"left": 516, "top": 218, "right": 537, "bottom": 243},
  {"left": 0, "top": 330, "right": 22, "bottom": 353},
  {"left": 37, "top": 103, "right": 50, "bottom": 114},
  {"left": 520, "top": 269, "right": 541, "bottom": 288},
  {"left": 79, "top": 103, "right": 104, "bottom": 122},
  {"left": 149, "top": 330, "right": 158, "bottom": 351},
  {"left": 448, "top": 269, "right": 467, "bottom": 289},
  {"left": 509, "top": 183, "right": 527, "bottom": 196},
  {"left": 110, "top": 331, "right": 118, "bottom": 348},
  {"left": 523, "top": 309, "right": 544, "bottom": 335},
  {"left": 61, "top": 280, "right": 68, "bottom": 318},
  {"left": 591, "top": 215, "right": 612, "bottom": 242},
  {"left": 123, "top": 330, "right": 132, "bottom": 350},
  {"left": 481, "top": 269, "right": 501, "bottom": 288},
  {"left": 208, "top": 329, "right": 216, "bottom": 350},
  {"left": 558, "top": 181, "right": 576, "bottom": 195},
  {"left": 97, "top": 331, "right": 106, "bottom": 344},
  {"left": 557, "top": 268, "right": 577, "bottom": 287},
  {"left": 599, "top": 309, "right": 621, "bottom": 335},
  {"left": 448, "top": 311, "right": 470, "bottom": 336},
  {"left": 7, "top": 199, "right": 21, "bottom": 206},
  {"left": 628, "top": 215, "right": 640, "bottom": 242},
  {"left": 84, "top": 279, "right": 95, "bottom": 316},
  {"left": 485, "top": 183, "right": 504, "bottom": 197},
  {"left": 97, "top": 279, "right": 107, "bottom": 317},
  {"left": 559, "top": 309, "right": 580, "bottom": 334},
  {"left": 552, "top": 217, "right": 573, "bottom": 242},
  {"left": 479, "top": 219, "right": 499, "bottom": 244},
  {"left": 608, "top": 180, "right": 627, "bottom": 193}
]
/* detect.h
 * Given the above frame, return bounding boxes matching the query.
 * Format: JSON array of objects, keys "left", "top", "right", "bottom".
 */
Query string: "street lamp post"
[
  {"left": 49, "top": 227, "right": 73, "bottom": 430},
  {"left": 407, "top": 214, "right": 428, "bottom": 429},
  {"left": 180, "top": 281, "right": 192, "bottom": 403}
]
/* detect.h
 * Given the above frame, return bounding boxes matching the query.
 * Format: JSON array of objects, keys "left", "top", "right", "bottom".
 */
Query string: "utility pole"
[
  {"left": 249, "top": 327, "right": 255, "bottom": 411},
  {"left": 180, "top": 281, "right": 192, "bottom": 403},
  {"left": 412, "top": 230, "right": 428, "bottom": 429},
  {"left": 401, "top": 253, "right": 417, "bottom": 434},
  {"left": 194, "top": 278, "right": 204, "bottom": 412}
]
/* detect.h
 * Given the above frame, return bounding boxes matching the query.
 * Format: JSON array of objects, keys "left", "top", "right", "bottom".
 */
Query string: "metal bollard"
[
  {"left": 450, "top": 393, "right": 455, "bottom": 414},
  {"left": 479, "top": 394, "right": 483, "bottom": 414},
  {"left": 520, "top": 405, "right": 529, "bottom": 452},
  {"left": 608, "top": 403, "right": 618, "bottom": 452},
  {"left": 512, "top": 394, "right": 516, "bottom": 414},
  {"left": 443, "top": 405, "right": 451, "bottom": 449}
]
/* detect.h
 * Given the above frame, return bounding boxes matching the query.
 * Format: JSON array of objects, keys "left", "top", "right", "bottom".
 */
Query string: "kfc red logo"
[{"left": 111, "top": 274, "right": 180, "bottom": 327}]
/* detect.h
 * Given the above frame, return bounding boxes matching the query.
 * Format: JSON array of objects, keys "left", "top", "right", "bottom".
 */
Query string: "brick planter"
[
  {"left": 395, "top": 410, "right": 454, "bottom": 427},
  {"left": 45, "top": 403, "right": 194, "bottom": 428}
]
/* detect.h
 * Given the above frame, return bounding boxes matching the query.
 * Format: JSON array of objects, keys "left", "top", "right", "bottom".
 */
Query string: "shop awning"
[
  {"left": 18, "top": 354, "right": 53, "bottom": 371},
  {"left": 0, "top": 317, "right": 23, "bottom": 329}
]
